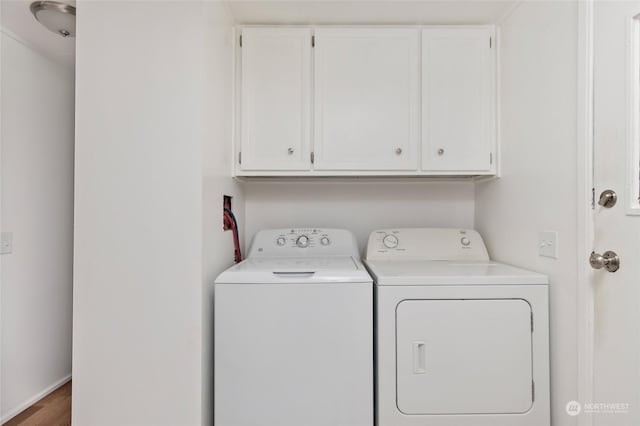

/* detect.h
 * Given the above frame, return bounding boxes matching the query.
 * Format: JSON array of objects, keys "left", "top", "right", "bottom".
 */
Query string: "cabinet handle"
[
  {"left": 437, "top": 148, "right": 445, "bottom": 156},
  {"left": 395, "top": 148, "right": 402, "bottom": 155},
  {"left": 287, "top": 147, "right": 294, "bottom": 155}
]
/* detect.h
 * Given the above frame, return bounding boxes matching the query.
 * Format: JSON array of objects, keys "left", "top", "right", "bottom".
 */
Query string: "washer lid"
[
  {"left": 365, "top": 260, "right": 548, "bottom": 285},
  {"left": 215, "top": 256, "right": 372, "bottom": 284}
]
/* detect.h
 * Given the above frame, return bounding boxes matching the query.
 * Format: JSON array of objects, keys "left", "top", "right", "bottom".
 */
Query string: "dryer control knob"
[
  {"left": 383, "top": 234, "right": 399, "bottom": 249},
  {"left": 276, "top": 237, "right": 286, "bottom": 246},
  {"left": 461, "top": 237, "right": 471, "bottom": 246},
  {"left": 296, "top": 235, "right": 310, "bottom": 248},
  {"left": 320, "top": 237, "right": 330, "bottom": 246}
]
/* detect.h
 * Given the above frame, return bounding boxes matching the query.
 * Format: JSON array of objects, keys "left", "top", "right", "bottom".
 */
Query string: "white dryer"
[
  {"left": 364, "top": 228, "right": 549, "bottom": 426},
  {"left": 214, "top": 228, "right": 373, "bottom": 426}
]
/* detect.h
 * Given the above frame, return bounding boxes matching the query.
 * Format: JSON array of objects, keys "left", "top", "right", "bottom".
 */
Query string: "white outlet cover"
[{"left": 538, "top": 231, "right": 558, "bottom": 259}]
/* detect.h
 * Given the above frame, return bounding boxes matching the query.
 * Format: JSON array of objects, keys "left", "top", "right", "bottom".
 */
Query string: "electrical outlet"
[
  {"left": 538, "top": 231, "right": 558, "bottom": 259},
  {"left": 1, "top": 232, "right": 13, "bottom": 255}
]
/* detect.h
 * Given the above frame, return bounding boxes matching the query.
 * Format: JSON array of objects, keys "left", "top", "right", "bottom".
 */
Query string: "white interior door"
[{"left": 591, "top": 2, "right": 640, "bottom": 424}]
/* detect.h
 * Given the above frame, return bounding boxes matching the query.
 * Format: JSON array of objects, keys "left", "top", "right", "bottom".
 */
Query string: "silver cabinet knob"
[
  {"left": 598, "top": 189, "right": 617, "bottom": 208},
  {"left": 437, "top": 148, "right": 445, "bottom": 156},
  {"left": 395, "top": 148, "right": 402, "bottom": 155},
  {"left": 589, "top": 251, "right": 620, "bottom": 272},
  {"left": 287, "top": 147, "right": 294, "bottom": 155}
]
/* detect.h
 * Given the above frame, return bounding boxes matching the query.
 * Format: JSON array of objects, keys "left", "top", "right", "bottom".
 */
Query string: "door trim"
[
  {"left": 576, "top": 1, "right": 595, "bottom": 425},
  {"left": 626, "top": 15, "right": 640, "bottom": 215}
]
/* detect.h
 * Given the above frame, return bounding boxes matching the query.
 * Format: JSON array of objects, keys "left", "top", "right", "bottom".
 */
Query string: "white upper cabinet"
[
  {"left": 421, "top": 27, "right": 496, "bottom": 172},
  {"left": 240, "top": 28, "right": 312, "bottom": 171},
  {"left": 313, "top": 29, "right": 420, "bottom": 170},
  {"left": 236, "top": 26, "right": 497, "bottom": 177}
]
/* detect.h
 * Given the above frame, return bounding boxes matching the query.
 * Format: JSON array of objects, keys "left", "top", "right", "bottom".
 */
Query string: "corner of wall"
[
  {"left": 200, "top": 2, "right": 244, "bottom": 425},
  {"left": 474, "top": 3, "right": 580, "bottom": 425}
]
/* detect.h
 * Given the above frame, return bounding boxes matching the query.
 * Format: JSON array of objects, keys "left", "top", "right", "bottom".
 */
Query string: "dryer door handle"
[{"left": 412, "top": 341, "right": 426, "bottom": 374}]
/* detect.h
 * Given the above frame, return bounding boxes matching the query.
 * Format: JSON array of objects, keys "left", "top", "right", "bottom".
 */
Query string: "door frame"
[{"left": 576, "top": 1, "right": 595, "bottom": 425}]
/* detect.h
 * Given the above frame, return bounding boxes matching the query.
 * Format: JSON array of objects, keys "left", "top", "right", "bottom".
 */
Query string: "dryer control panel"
[
  {"left": 248, "top": 228, "right": 360, "bottom": 258},
  {"left": 365, "top": 228, "right": 490, "bottom": 261}
]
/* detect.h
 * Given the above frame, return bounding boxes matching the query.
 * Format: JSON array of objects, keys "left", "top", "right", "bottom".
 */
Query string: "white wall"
[
  {"left": 244, "top": 181, "right": 474, "bottom": 252},
  {"left": 73, "top": 3, "right": 581, "bottom": 426},
  {"left": 475, "top": 3, "right": 578, "bottom": 425},
  {"left": 74, "top": 2, "right": 243, "bottom": 424},
  {"left": 201, "top": 2, "right": 243, "bottom": 424},
  {"left": 73, "top": 2, "right": 221, "bottom": 424},
  {"left": 0, "top": 32, "right": 74, "bottom": 421}
]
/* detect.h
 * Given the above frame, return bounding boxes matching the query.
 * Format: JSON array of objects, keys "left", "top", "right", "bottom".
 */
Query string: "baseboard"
[{"left": 0, "top": 374, "right": 72, "bottom": 424}]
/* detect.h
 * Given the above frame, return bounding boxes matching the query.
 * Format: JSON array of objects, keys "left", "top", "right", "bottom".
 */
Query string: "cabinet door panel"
[
  {"left": 314, "top": 29, "right": 419, "bottom": 171},
  {"left": 241, "top": 28, "right": 311, "bottom": 171},
  {"left": 422, "top": 28, "right": 495, "bottom": 172}
]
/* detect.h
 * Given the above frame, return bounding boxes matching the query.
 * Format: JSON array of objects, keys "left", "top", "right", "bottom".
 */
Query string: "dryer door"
[{"left": 396, "top": 299, "right": 533, "bottom": 415}]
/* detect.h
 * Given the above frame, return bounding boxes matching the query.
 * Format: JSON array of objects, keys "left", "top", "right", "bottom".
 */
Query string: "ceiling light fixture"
[{"left": 30, "top": 1, "right": 76, "bottom": 38}]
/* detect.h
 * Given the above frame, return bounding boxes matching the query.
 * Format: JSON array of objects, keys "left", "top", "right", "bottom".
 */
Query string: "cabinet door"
[
  {"left": 314, "top": 29, "right": 419, "bottom": 171},
  {"left": 421, "top": 28, "right": 495, "bottom": 172},
  {"left": 240, "top": 28, "right": 311, "bottom": 171}
]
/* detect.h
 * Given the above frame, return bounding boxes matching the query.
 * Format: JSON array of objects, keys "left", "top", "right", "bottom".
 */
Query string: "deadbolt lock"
[
  {"left": 589, "top": 251, "right": 620, "bottom": 272},
  {"left": 598, "top": 189, "right": 617, "bottom": 208}
]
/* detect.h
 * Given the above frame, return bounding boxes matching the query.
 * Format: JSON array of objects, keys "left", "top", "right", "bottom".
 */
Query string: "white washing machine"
[
  {"left": 214, "top": 228, "right": 373, "bottom": 426},
  {"left": 364, "top": 228, "right": 550, "bottom": 426}
]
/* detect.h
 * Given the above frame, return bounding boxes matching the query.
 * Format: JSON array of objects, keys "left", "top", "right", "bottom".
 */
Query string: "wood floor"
[{"left": 3, "top": 381, "right": 71, "bottom": 426}]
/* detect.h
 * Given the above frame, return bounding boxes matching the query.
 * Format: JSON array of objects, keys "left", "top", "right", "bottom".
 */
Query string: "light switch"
[
  {"left": 538, "top": 231, "right": 558, "bottom": 259},
  {"left": 1, "top": 232, "right": 13, "bottom": 255}
]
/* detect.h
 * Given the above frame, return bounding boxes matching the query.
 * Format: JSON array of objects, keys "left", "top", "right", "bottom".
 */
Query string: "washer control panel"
[
  {"left": 365, "top": 228, "right": 490, "bottom": 261},
  {"left": 248, "top": 228, "right": 358, "bottom": 258},
  {"left": 271, "top": 229, "right": 328, "bottom": 249}
]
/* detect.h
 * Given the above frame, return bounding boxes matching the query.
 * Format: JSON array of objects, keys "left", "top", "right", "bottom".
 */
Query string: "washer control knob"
[
  {"left": 383, "top": 234, "right": 399, "bottom": 249},
  {"left": 296, "top": 235, "right": 310, "bottom": 248},
  {"left": 461, "top": 237, "right": 471, "bottom": 246},
  {"left": 320, "top": 236, "right": 330, "bottom": 246},
  {"left": 276, "top": 237, "right": 286, "bottom": 246}
]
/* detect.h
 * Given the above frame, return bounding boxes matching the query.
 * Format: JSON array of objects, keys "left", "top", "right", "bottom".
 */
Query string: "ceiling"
[
  {"left": 1, "top": 0, "right": 75, "bottom": 67},
  {"left": 0, "top": 0, "right": 519, "bottom": 68},
  {"left": 226, "top": 0, "right": 521, "bottom": 25}
]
